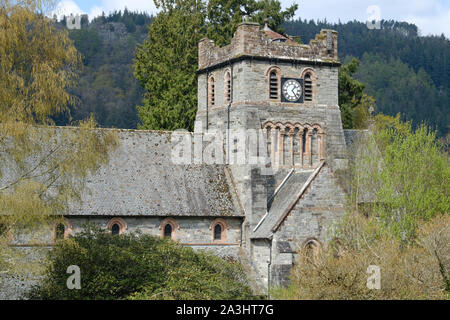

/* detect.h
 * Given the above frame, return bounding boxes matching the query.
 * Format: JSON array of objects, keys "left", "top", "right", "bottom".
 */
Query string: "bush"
[
  {"left": 273, "top": 214, "right": 449, "bottom": 300},
  {"left": 28, "top": 226, "right": 255, "bottom": 300}
]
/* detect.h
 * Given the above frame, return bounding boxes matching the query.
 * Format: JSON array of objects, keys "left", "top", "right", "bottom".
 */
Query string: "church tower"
[{"left": 196, "top": 22, "right": 348, "bottom": 290}]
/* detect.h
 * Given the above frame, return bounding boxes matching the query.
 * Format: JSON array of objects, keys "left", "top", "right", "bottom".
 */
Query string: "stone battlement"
[{"left": 198, "top": 22, "right": 339, "bottom": 72}]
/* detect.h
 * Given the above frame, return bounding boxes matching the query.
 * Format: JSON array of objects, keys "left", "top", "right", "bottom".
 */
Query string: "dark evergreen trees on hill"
[
  {"left": 57, "top": 12, "right": 449, "bottom": 137},
  {"left": 285, "top": 19, "right": 449, "bottom": 136},
  {"left": 54, "top": 11, "right": 153, "bottom": 129}
]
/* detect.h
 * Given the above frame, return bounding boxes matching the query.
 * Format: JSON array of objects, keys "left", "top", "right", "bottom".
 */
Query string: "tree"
[
  {"left": 0, "top": 0, "right": 118, "bottom": 276},
  {"left": 205, "top": 0, "right": 297, "bottom": 47},
  {"left": 273, "top": 214, "right": 449, "bottom": 300},
  {"left": 338, "top": 58, "right": 374, "bottom": 129},
  {"left": 134, "top": 0, "right": 205, "bottom": 131},
  {"left": 28, "top": 227, "right": 256, "bottom": 300},
  {"left": 134, "top": 0, "right": 298, "bottom": 131},
  {"left": 273, "top": 118, "right": 449, "bottom": 300}
]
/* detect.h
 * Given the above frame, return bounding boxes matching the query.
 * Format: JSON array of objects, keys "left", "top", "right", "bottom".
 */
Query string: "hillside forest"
[{"left": 54, "top": 11, "right": 449, "bottom": 138}]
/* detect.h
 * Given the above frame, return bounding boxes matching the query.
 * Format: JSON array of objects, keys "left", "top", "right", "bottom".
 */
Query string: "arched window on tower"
[
  {"left": 208, "top": 76, "right": 216, "bottom": 107},
  {"left": 304, "top": 73, "right": 313, "bottom": 101},
  {"left": 268, "top": 68, "right": 280, "bottom": 100},
  {"left": 224, "top": 70, "right": 231, "bottom": 104}
]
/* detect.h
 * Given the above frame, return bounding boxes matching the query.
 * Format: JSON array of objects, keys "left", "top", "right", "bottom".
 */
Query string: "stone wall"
[
  {"left": 269, "top": 165, "right": 347, "bottom": 285},
  {"left": 198, "top": 22, "right": 338, "bottom": 71}
]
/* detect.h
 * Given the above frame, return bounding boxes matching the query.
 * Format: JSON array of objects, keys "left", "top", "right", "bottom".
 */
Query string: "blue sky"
[{"left": 54, "top": 0, "right": 450, "bottom": 37}]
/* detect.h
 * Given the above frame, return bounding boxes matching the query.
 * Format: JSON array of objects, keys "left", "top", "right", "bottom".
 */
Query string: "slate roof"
[
  {"left": 252, "top": 165, "right": 323, "bottom": 239},
  {"left": 65, "top": 130, "right": 242, "bottom": 217}
]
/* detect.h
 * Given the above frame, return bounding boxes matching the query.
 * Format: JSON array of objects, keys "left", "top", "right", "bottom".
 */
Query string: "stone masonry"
[{"left": 2, "top": 22, "right": 355, "bottom": 298}]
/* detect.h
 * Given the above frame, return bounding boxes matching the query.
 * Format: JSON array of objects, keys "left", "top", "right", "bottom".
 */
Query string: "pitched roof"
[
  {"left": 252, "top": 163, "right": 325, "bottom": 239},
  {"left": 263, "top": 24, "right": 298, "bottom": 45},
  {"left": 67, "top": 130, "right": 243, "bottom": 217}
]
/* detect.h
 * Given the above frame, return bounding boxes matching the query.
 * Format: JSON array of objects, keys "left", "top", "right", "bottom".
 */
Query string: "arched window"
[
  {"left": 224, "top": 70, "right": 231, "bottom": 104},
  {"left": 164, "top": 223, "right": 173, "bottom": 238},
  {"left": 214, "top": 224, "right": 222, "bottom": 240},
  {"left": 52, "top": 219, "right": 73, "bottom": 243},
  {"left": 302, "top": 128, "right": 308, "bottom": 153},
  {"left": 55, "top": 223, "right": 65, "bottom": 240},
  {"left": 160, "top": 218, "right": 179, "bottom": 240},
  {"left": 303, "top": 239, "right": 321, "bottom": 263},
  {"left": 107, "top": 218, "right": 127, "bottom": 235},
  {"left": 304, "top": 73, "right": 313, "bottom": 101},
  {"left": 210, "top": 218, "right": 229, "bottom": 243},
  {"left": 269, "top": 70, "right": 279, "bottom": 100},
  {"left": 208, "top": 76, "right": 215, "bottom": 107},
  {"left": 111, "top": 223, "right": 120, "bottom": 236}
]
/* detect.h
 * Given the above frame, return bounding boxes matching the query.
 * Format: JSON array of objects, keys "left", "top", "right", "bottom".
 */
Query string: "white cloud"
[
  {"left": 65, "top": 0, "right": 448, "bottom": 37},
  {"left": 52, "top": 0, "right": 85, "bottom": 19}
]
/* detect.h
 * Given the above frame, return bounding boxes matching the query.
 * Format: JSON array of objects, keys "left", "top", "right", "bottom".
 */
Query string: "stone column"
[
  {"left": 306, "top": 132, "right": 313, "bottom": 167},
  {"left": 271, "top": 128, "right": 276, "bottom": 166},
  {"left": 289, "top": 129, "right": 295, "bottom": 167},
  {"left": 278, "top": 128, "right": 285, "bottom": 167},
  {"left": 318, "top": 132, "right": 325, "bottom": 161},
  {"left": 299, "top": 131, "right": 304, "bottom": 168}
]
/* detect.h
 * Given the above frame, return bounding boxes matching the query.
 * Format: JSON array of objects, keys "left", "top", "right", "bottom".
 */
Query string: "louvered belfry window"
[
  {"left": 224, "top": 71, "right": 231, "bottom": 103},
  {"left": 269, "top": 70, "right": 279, "bottom": 100},
  {"left": 209, "top": 76, "right": 215, "bottom": 106},
  {"left": 304, "top": 73, "right": 313, "bottom": 101}
]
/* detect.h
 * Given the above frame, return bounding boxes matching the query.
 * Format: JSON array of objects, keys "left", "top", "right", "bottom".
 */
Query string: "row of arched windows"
[
  {"left": 263, "top": 122, "right": 325, "bottom": 168},
  {"left": 53, "top": 218, "right": 229, "bottom": 244},
  {"left": 268, "top": 67, "right": 316, "bottom": 102},
  {"left": 208, "top": 70, "right": 232, "bottom": 107}
]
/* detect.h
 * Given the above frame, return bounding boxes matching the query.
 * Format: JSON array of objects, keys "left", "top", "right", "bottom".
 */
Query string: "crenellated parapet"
[{"left": 198, "top": 22, "right": 339, "bottom": 72}]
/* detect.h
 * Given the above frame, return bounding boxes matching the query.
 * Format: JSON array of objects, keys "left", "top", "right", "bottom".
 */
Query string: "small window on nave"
[
  {"left": 164, "top": 223, "right": 172, "bottom": 239},
  {"left": 214, "top": 224, "right": 222, "bottom": 241},
  {"left": 111, "top": 223, "right": 120, "bottom": 236},
  {"left": 55, "top": 223, "right": 65, "bottom": 240}
]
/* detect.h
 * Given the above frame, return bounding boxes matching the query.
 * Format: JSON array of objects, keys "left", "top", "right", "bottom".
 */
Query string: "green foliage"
[
  {"left": 0, "top": 0, "right": 119, "bottom": 275},
  {"left": 135, "top": 0, "right": 298, "bottom": 131},
  {"left": 338, "top": 58, "right": 374, "bottom": 129},
  {"left": 134, "top": 0, "right": 205, "bottom": 131},
  {"left": 354, "top": 53, "right": 448, "bottom": 136},
  {"left": 349, "top": 115, "right": 449, "bottom": 241},
  {"left": 28, "top": 227, "right": 256, "bottom": 300},
  {"left": 205, "top": 0, "right": 297, "bottom": 47},
  {"left": 273, "top": 214, "right": 449, "bottom": 300}
]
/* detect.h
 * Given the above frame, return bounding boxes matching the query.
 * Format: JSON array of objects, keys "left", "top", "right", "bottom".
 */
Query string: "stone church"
[{"left": 5, "top": 22, "right": 359, "bottom": 295}]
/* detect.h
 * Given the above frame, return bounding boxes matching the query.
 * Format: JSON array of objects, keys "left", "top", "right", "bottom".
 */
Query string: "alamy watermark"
[
  {"left": 170, "top": 121, "right": 281, "bottom": 175},
  {"left": 366, "top": 5, "right": 381, "bottom": 30},
  {"left": 367, "top": 265, "right": 381, "bottom": 290},
  {"left": 66, "top": 265, "right": 81, "bottom": 290}
]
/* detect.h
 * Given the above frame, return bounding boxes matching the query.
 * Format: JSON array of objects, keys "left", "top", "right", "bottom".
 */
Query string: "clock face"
[{"left": 282, "top": 79, "right": 303, "bottom": 102}]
